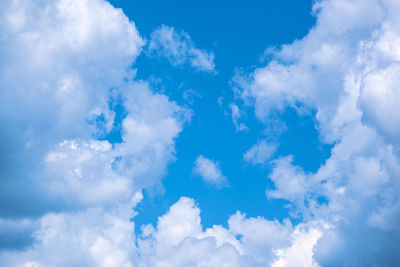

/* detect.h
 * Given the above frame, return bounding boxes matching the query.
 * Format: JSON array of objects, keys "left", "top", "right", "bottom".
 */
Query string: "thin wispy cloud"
[{"left": 148, "top": 25, "right": 216, "bottom": 73}]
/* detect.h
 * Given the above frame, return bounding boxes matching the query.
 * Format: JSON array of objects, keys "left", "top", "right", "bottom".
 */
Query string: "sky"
[{"left": 0, "top": 0, "right": 400, "bottom": 266}]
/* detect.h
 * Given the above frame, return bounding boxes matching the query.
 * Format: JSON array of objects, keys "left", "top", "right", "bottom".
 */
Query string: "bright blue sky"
[{"left": 105, "top": 0, "right": 331, "bottom": 230}]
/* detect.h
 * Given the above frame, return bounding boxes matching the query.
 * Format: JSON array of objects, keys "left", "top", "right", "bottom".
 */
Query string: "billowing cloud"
[
  {"left": 235, "top": 0, "right": 400, "bottom": 265},
  {"left": 0, "top": 192, "right": 143, "bottom": 267},
  {"left": 193, "top": 155, "right": 227, "bottom": 187},
  {"left": 136, "top": 196, "right": 322, "bottom": 267},
  {"left": 0, "top": 0, "right": 189, "bottom": 264},
  {"left": 0, "top": 0, "right": 145, "bottom": 217},
  {"left": 148, "top": 25, "right": 216, "bottom": 72},
  {"left": 3, "top": 0, "right": 400, "bottom": 265}
]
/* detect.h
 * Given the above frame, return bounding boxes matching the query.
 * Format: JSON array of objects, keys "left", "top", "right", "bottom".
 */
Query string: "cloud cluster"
[
  {"left": 0, "top": 0, "right": 189, "bottom": 265},
  {"left": 235, "top": 0, "right": 400, "bottom": 265},
  {"left": 2, "top": 0, "right": 400, "bottom": 265},
  {"left": 136, "top": 196, "right": 323, "bottom": 267},
  {"left": 148, "top": 25, "right": 216, "bottom": 72}
]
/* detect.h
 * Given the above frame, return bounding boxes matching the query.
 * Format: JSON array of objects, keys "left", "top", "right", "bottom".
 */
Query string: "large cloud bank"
[
  {"left": 1, "top": 0, "right": 400, "bottom": 266},
  {"left": 235, "top": 0, "right": 400, "bottom": 265},
  {"left": 0, "top": 0, "right": 188, "bottom": 265}
]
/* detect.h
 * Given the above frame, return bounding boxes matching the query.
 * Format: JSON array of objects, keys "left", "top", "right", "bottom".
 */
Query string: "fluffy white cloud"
[
  {"left": 0, "top": 0, "right": 189, "bottom": 265},
  {"left": 148, "top": 25, "right": 216, "bottom": 72},
  {"left": 193, "top": 155, "right": 227, "bottom": 187},
  {"left": 0, "top": 191, "right": 142, "bottom": 267},
  {"left": 243, "top": 140, "right": 276, "bottom": 165},
  {"left": 0, "top": 0, "right": 146, "bottom": 215},
  {"left": 235, "top": 0, "right": 400, "bottom": 265},
  {"left": 4, "top": 0, "right": 400, "bottom": 265},
  {"left": 359, "top": 64, "right": 400, "bottom": 143},
  {"left": 271, "top": 222, "right": 326, "bottom": 267},
  {"left": 136, "top": 197, "right": 322, "bottom": 267}
]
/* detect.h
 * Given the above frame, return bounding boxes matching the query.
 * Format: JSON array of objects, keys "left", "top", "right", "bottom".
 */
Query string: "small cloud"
[
  {"left": 193, "top": 155, "right": 227, "bottom": 187},
  {"left": 230, "top": 103, "right": 248, "bottom": 131},
  {"left": 182, "top": 88, "right": 202, "bottom": 104},
  {"left": 243, "top": 140, "right": 276, "bottom": 165},
  {"left": 148, "top": 25, "right": 216, "bottom": 73},
  {"left": 218, "top": 97, "right": 223, "bottom": 107}
]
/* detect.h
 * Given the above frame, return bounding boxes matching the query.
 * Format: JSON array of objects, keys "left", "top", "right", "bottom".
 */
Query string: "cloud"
[
  {"left": 243, "top": 140, "right": 276, "bottom": 165},
  {"left": 271, "top": 222, "right": 326, "bottom": 267},
  {"left": 0, "top": 0, "right": 189, "bottom": 263},
  {"left": 0, "top": 219, "right": 36, "bottom": 251},
  {"left": 359, "top": 64, "right": 400, "bottom": 143},
  {"left": 182, "top": 88, "right": 202, "bottom": 104},
  {"left": 193, "top": 155, "right": 227, "bottom": 187},
  {"left": 0, "top": 196, "right": 325, "bottom": 266},
  {"left": 0, "top": 191, "right": 143, "bottom": 267},
  {"left": 229, "top": 103, "right": 248, "bottom": 131},
  {"left": 136, "top": 196, "right": 322, "bottom": 267},
  {"left": 234, "top": 0, "right": 400, "bottom": 265},
  {"left": 148, "top": 25, "right": 216, "bottom": 72},
  {"left": 3, "top": 0, "right": 400, "bottom": 265}
]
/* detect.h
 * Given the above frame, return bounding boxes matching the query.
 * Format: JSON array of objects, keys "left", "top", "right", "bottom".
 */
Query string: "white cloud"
[
  {"left": 0, "top": 191, "right": 142, "bottom": 267},
  {"left": 193, "top": 155, "right": 227, "bottom": 186},
  {"left": 267, "top": 156, "right": 312, "bottom": 213},
  {"left": 0, "top": 0, "right": 189, "bottom": 265},
  {"left": 148, "top": 25, "right": 216, "bottom": 72},
  {"left": 271, "top": 222, "right": 326, "bottom": 267},
  {"left": 229, "top": 103, "right": 248, "bottom": 131},
  {"left": 3, "top": 0, "right": 400, "bottom": 265},
  {"left": 137, "top": 196, "right": 323, "bottom": 267},
  {"left": 243, "top": 140, "right": 276, "bottom": 165},
  {"left": 234, "top": 0, "right": 400, "bottom": 265},
  {"left": 359, "top": 64, "right": 400, "bottom": 143}
]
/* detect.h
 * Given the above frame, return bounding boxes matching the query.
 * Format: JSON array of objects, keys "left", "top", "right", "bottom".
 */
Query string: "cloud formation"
[
  {"left": 243, "top": 140, "right": 276, "bottom": 165},
  {"left": 0, "top": 0, "right": 189, "bottom": 265},
  {"left": 229, "top": 103, "right": 248, "bottom": 131},
  {"left": 136, "top": 196, "right": 322, "bottom": 267},
  {"left": 193, "top": 155, "right": 227, "bottom": 187},
  {"left": 2, "top": 0, "right": 400, "bottom": 266},
  {"left": 148, "top": 25, "right": 216, "bottom": 72},
  {"left": 235, "top": 0, "right": 400, "bottom": 265}
]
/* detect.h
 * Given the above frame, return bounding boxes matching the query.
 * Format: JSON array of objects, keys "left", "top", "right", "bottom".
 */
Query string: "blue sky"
[
  {"left": 109, "top": 0, "right": 326, "bottom": 229},
  {"left": 1, "top": 0, "right": 400, "bottom": 266}
]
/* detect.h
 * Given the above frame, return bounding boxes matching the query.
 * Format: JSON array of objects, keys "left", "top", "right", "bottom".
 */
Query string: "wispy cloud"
[
  {"left": 243, "top": 140, "right": 276, "bottom": 165},
  {"left": 229, "top": 103, "right": 248, "bottom": 131},
  {"left": 148, "top": 25, "right": 216, "bottom": 73},
  {"left": 193, "top": 155, "right": 227, "bottom": 187}
]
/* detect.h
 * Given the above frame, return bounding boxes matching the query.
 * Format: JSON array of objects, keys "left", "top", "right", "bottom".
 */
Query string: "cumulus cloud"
[
  {"left": 136, "top": 196, "right": 322, "bottom": 267},
  {"left": 148, "top": 25, "right": 216, "bottom": 72},
  {"left": 0, "top": 191, "right": 143, "bottom": 267},
  {"left": 3, "top": 0, "right": 400, "bottom": 265},
  {"left": 193, "top": 155, "right": 227, "bottom": 187},
  {"left": 2, "top": 196, "right": 322, "bottom": 266},
  {"left": 235, "top": 0, "right": 400, "bottom": 265},
  {"left": 0, "top": 0, "right": 146, "bottom": 211},
  {"left": 0, "top": 0, "right": 189, "bottom": 264},
  {"left": 271, "top": 222, "right": 326, "bottom": 267}
]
